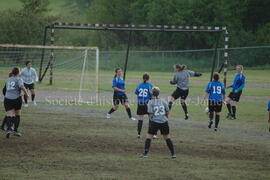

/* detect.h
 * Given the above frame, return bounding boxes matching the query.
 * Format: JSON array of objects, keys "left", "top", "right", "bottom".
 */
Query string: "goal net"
[{"left": 0, "top": 44, "right": 99, "bottom": 103}]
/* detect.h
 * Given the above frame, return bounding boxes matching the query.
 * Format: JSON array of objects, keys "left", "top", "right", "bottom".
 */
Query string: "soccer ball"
[{"left": 204, "top": 107, "right": 209, "bottom": 114}]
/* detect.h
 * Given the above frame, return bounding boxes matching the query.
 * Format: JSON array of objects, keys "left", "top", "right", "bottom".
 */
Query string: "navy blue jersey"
[
  {"left": 112, "top": 77, "right": 125, "bottom": 95},
  {"left": 135, "top": 82, "right": 153, "bottom": 103},
  {"left": 268, "top": 100, "right": 270, "bottom": 111},
  {"left": 230, "top": 73, "right": 245, "bottom": 92},
  {"left": 205, "top": 81, "right": 226, "bottom": 102}
]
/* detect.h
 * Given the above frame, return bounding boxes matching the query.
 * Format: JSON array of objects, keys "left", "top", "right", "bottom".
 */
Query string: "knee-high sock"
[
  {"left": 6, "top": 116, "right": 15, "bottom": 131},
  {"left": 126, "top": 108, "right": 132, "bottom": 118},
  {"left": 232, "top": 106, "right": 236, "bottom": 117},
  {"left": 209, "top": 112, "right": 214, "bottom": 120},
  {"left": 1, "top": 116, "right": 7, "bottom": 128},
  {"left": 137, "top": 120, "right": 143, "bottom": 135},
  {"left": 166, "top": 138, "right": 175, "bottom": 155},
  {"left": 168, "top": 101, "right": 173, "bottom": 110},
  {"left": 226, "top": 104, "right": 232, "bottom": 114},
  {"left": 215, "top": 114, "right": 220, "bottom": 128},
  {"left": 108, "top": 108, "right": 115, "bottom": 114},
  {"left": 144, "top": 138, "right": 151, "bottom": 155},
  {"left": 14, "top": 115, "right": 20, "bottom": 132},
  {"left": 31, "top": 94, "right": 35, "bottom": 101},
  {"left": 181, "top": 102, "right": 188, "bottom": 114},
  {"left": 24, "top": 94, "right": 28, "bottom": 104}
]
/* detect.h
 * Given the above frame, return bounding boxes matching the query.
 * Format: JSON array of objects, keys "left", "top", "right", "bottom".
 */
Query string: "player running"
[
  {"left": 20, "top": 61, "right": 38, "bottom": 107},
  {"left": 106, "top": 68, "right": 136, "bottom": 120},
  {"left": 169, "top": 64, "right": 202, "bottom": 120},
  {"left": 203, "top": 72, "right": 226, "bottom": 131},
  {"left": 140, "top": 87, "right": 176, "bottom": 158},
  {"left": 135, "top": 73, "right": 153, "bottom": 138},
  {"left": 3, "top": 67, "right": 29, "bottom": 138},
  {"left": 225, "top": 65, "right": 245, "bottom": 120}
]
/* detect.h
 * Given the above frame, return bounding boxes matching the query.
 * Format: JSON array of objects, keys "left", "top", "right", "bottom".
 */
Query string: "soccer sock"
[
  {"left": 226, "top": 104, "right": 232, "bottom": 114},
  {"left": 144, "top": 138, "right": 151, "bottom": 155},
  {"left": 232, "top": 106, "right": 236, "bottom": 117},
  {"left": 126, "top": 108, "right": 132, "bottom": 118},
  {"left": 14, "top": 115, "right": 20, "bottom": 132},
  {"left": 181, "top": 102, "right": 188, "bottom": 114},
  {"left": 137, "top": 120, "right": 143, "bottom": 135},
  {"left": 168, "top": 101, "right": 173, "bottom": 110},
  {"left": 166, "top": 138, "right": 175, "bottom": 155},
  {"left": 215, "top": 114, "right": 220, "bottom": 128},
  {"left": 1, "top": 116, "right": 7, "bottom": 128},
  {"left": 24, "top": 94, "right": 28, "bottom": 104},
  {"left": 108, "top": 108, "right": 115, "bottom": 114},
  {"left": 6, "top": 116, "right": 14, "bottom": 131},
  {"left": 209, "top": 112, "right": 214, "bottom": 120},
  {"left": 31, "top": 94, "right": 35, "bottom": 101}
]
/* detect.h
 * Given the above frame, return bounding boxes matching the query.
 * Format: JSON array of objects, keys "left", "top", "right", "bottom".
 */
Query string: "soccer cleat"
[
  {"left": 6, "top": 130, "right": 12, "bottom": 139},
  {"left": 171, "top": 154, "right": 177, "bottom": 159},
  {"left": 24, "top": 104, "right": 29, "bottom": 107},
  {"left": 139, "top": 154, "right": 148, "bottom": 158},
  {"left": 184, "top": 114, "right": 189, "bottom": 120},
  {"left": 214, "top": 128, "right": 218, "bottom": 131},
  {"left": 208, "top": 120, "right": 213, "bottom": 129},
  {"left": 130, "top": 117, "right": 137, "bottom": 121},
  {"left": 106, "top": 113, "right": 111, "bottom": 119},
  {"left": 153, "top": 135, "right": 158, "bottom": 139},
  {"left": 137, "top": 134, "right": 141, "bottom": 139},
  {"left": 230, "top": 116, "right": 236, "bottom": 120},
  {"left": 13, "top": 131, "right": 22, "bottom": 137},
  {"left": 226, "top": 113, "right": 232, "bottom": 119},
  {"left": 32, "top": 101, "right": 37, "bottom": 106}
]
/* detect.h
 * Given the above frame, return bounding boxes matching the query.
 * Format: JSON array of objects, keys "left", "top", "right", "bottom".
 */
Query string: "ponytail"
[
  {"left": 143, "top": 73, "right": 150, "bottom": 83},
  {"left": 11, "top": 67, "right": 20, "bottom": 76},
  {"left": 174, "top": 64, "right": 186, "bottom": 71},
  {"left": 114, "top": 67, "right": 121, "bottom": 78}
]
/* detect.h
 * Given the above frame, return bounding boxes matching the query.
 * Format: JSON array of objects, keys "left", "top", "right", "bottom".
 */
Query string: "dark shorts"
[
  {"left": 228, "top": 91, "right": 242, "bottom": 102},
  {"left": 148, "top": 121, "right": 170, "bottom": 135},
  {"left": 208, "top": 100, "right": 223, "bottom": 113},
  {"left": 171, "top": 88, "right": 189, "bottom": 100},
  {"left": 24, "top": 83, "right": 35, "bottom": 90},
  {"left": 4, "top": 97, "right": 22, "bottom": 111},
  {"left": 113, "top": 93, "right": 128, "bottom": 105},
  {"left": 137, "top": 103, "right": 148, "bottom": 115}
]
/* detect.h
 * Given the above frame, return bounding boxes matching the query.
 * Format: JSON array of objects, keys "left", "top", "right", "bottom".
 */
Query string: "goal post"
[{"left": 0, "top": 44, "right": 100, "bottom": 102}]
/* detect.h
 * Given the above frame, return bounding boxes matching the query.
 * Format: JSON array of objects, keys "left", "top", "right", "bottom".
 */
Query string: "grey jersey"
[
  {"left": 21, "top": 67, "right": 38, "bottom": 84},
  {"left": 5, "top": 77, "right": 24, "bottom": 99},
  {"left": 147, "top": 99, "right": 169, "bottom": 123},
  {"left": 171, "top": 70, "right": 195, "bottom": 90}
]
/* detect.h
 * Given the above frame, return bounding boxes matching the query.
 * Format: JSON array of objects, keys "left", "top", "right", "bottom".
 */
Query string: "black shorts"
[
  {"left": 24, "top": 83, "right": 35, "bottom": 90},
  {"left": 228, "top": 91, "right": 242, "bottom": 102},
  {"left": 148, "top": 121, "right": 170, "bottom": 135},
  {"left": 113, "top": 93, "right": 128, "bottom": 105},
  {"left": 171, "top": 88, "right": 189, "bottom": 100},
  {"left": 4, "top": 97, "right": 22, "bottom": 111},
  {"left": 208, "top": 100, "right": 223, "bottom": 113},
  {"left": 137, "top": 103, "right": 148, "bottom": 115}
]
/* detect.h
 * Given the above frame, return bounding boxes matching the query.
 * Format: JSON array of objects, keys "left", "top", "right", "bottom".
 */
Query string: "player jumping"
[
  {"left": 203, "top": 72, "right": 226, "bottom": 131},
  {"left": 140, "top": 87, "right": 176, "bottom": 158},
  {"left": 169, "top": 64, "right": 202, "bottom": 120},
  {"left": 225, "top": 65, "right": 245, "bottom": 120}
]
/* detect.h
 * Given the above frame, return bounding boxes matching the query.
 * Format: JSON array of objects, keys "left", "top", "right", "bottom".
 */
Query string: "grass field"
[{"left": 0, "top": 68, "right": 269, "bottom": 180}]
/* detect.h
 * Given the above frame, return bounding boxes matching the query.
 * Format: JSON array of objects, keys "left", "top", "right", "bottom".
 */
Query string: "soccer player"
[
  {"left": 135, "top": 73, "right": 153, "bottom": 138},
  {"left": 106, "top": 68, "right": 136, "bottom": 120},
  {"left": 203, "top": 72, "right": 226, "bottom": 131},
  {"left": 169, "top": 64, "right": 202, "bottom": 120},
  {"left": 3, "top": 67, "right": 29, "bottom": 138},
  {"left": 267, "top": 100, "right": 270, "bottom": 131},
  {"left": 1, "top": 72, "right": 12, "bottom": 131},
  {"left": 225, "top": 65, "right": 245, "bottom": 120},
  {"left": 140, "top": 87, "right": 176, "bottom": 158},
  {"left": 21, "top": 61, "right": 38, "bottom": 107}
]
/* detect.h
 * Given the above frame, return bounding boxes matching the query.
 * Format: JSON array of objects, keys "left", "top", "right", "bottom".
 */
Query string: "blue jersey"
[
  {"left": 230, "top": 73, "right": 245, "bottom": 92},
  {"left": 112, "top": 77, "right": 125, "bottom": 95},
  {"left": 135, "top": 82, "right": 153, "bottom": 103},
  {"left": 268, "top": 100, "right": 270, "bottom": 111},
  {"left": 205, "top": 81, "right": 226, "bottom": 102}
]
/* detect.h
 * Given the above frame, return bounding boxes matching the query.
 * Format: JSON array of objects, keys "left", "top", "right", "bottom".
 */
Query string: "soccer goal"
[{"left": 0, "top": 44, "right": 99, "bottom": 103}]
